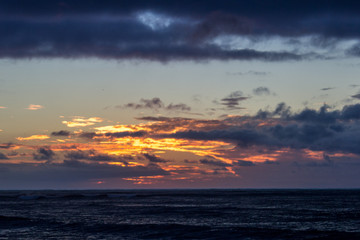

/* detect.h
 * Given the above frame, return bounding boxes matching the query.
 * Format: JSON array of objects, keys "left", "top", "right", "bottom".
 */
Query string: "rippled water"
[{"left": 1, "top": 189, "right": 360, "bottom": 239}]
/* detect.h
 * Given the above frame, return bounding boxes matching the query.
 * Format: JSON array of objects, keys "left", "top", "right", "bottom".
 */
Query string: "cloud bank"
[{"left": 2, "top": 0, "right": 360, "bottom": 61}]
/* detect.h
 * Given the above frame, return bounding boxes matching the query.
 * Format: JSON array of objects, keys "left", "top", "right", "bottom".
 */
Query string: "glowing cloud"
[
  {"left": 136, "top": 11, "right": 174, "bottom": 30},
  {"left": 26, "top": 104, "right": 44, "bottom": 110},
  {"left": 16, "top": 135, "right": 50, "bottom": 141},
  {"left": 0, "top": 106, "right": 7, "bottom": 109},
  {"left": 62, "top": 117, "right": 103, "bottom": 128}
]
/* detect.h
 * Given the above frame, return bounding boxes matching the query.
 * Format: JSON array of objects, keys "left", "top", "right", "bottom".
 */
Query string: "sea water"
[{"left": 0, "top": 189, "right": 359, "bottom": 239}]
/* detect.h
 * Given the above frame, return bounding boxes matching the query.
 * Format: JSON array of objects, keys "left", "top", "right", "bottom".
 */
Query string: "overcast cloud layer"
[{"left": 1, "top": 0, "right": 360, "bottom": 61}]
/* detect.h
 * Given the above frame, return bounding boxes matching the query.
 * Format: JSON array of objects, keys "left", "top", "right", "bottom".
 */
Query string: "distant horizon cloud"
[
  {"left": 0, "top": 106, "right": 7, "bottom": 109},
  {"left": 26, "top": 104, "right": 44, "bottom": 110}
]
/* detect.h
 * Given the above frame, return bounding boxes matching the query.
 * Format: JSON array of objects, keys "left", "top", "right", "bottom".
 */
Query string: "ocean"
[{"left": 0, "top": 189, "right": 359, "bottom": 239}]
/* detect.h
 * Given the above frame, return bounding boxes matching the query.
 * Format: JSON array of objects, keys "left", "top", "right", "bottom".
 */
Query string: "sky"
[{"left": 1, "top": 0, "right": 360, "bottom": 189}]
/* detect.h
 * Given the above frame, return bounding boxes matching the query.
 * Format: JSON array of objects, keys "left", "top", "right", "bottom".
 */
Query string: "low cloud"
[{"left": 33, "top": 147, "right": 55, "bottom": 161}]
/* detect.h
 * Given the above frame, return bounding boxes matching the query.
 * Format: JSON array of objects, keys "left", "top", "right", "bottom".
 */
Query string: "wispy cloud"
[
  {"left": 321, "top": 87, "right": 334, "bottom": 91},
  {"left": 253, "top": 87, "right": 273, "bottom": 96},
  {"left": 0, "top": 106, "right": 7, "bottom": 109},
  {"left": 120, "top": 98, "right": 191, "bottom": 112},
  {"left": 220, "top": 91, "right": 249, "bottom": 109},
  {"left": 62, "top": 117, "right": 103, "bottom": 128},
  {"left": 227, "top": 71, "right": 270, "bottom": 76},
  {"left": 16, "top": 134, "right": 50, "bottom": 141},
  {"left": 26, "top": 104, "right": 44, "bottom": 110}
]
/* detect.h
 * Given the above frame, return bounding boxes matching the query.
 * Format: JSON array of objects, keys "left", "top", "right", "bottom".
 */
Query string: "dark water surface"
[{"left": 0, "top": 189, "right": 359, "bottom": 239}]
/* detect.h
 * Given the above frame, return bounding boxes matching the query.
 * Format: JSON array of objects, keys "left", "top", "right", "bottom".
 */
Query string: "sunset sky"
[{"left": 1, "top": 0, "right": 360, "bottom": 189}]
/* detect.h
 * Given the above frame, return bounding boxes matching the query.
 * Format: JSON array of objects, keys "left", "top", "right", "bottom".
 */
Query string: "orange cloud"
[
  {"left": 26, "top": 104, "right": 44, "bottom": 110},
  {"left": 0, "top": 106, "right": 7, "bottom": 109},
  {"left": 16, "top": 134, "right": 50, "bottom": 141},
  {"left": 62, "top": 117, "right": 103, "bottom": 127}
]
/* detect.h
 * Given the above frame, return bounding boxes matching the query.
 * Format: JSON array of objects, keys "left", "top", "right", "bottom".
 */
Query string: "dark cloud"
[
  {"left": 256, "top": 102, "right": 292, "bottom": 119},
  {"left": 0, "top": 160, "right": 168, "bottom": 188},
  {"left": 253, "top": 87, "right": 271, "bottom": 96},
  {"left": 0, "top": 143, "right": 15, "bottom": 149},
  {"left": 166, "top": 103, "right": 191, "bottom": 111},
  {"left": 234, "top": 160, "right": 256, "bottom": 167},
  {"left": 51, "top": 130, "right": 71, "bottom": 137},
  {"left": 1, "top": 1, "right": 359, "bottom": 61},
  {"left": 33, "top": 147, "right": 55, "bottom": 161},
  {"left": 64, "top": 150, "right": 127, "bottom": 164},
  {"left": 154, "top": 103, "right": 360, "bottom": 155},
  {"left": 200, "top": 159, "right": 232, "bottom": 167},
  {"left": 351, "top": 93, "right": 360, "bottom": 99},
  {"left": 121, "top": 98, "right": 191, "bottom": 111},
  {"left": 78, "top": 132, "right": 98, "bottom": 139},
  {"left": 221, "top": 91, "right": 249, "bottom": 109},
  {"left": 143, "top": 153, "right": 168, "bottom": 163},
  {"left": 321, "top": 87, "right": 334, "bottom": 91},
  {"left": 0, "top": 152, "right": 8, "bottom": 160},
  {"left": 165, "top": 129, "right": 266, "bottom": 148}
]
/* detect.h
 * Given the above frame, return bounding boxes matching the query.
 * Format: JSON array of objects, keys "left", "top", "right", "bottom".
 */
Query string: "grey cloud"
[
  {"left": 143, "top": 153, "right": 168, "bottom": 163},
  {"left": 200, "top": 159, "right": 232, "bottom": 167},
  {"left": 65, "top": 150, "right": 127, "bottom": 164},
  {"left": 263, "top": 160, "right": 280, "bottom": 165},
  {"left": 51, "top": 130, "right": 71, "bottom": 137},
  {"left": 33, "top": 147, "right": 55, "bottom": 161},
  {"left": 121, "top": 98, "right": 191, "bottom": 111},
  {"left": 256, "top": 102, "right": 292, "bottom": 119},
  {"left": 321, "top": 87, "right": 334, "bottom": 91},
  {"left": 166, "top": 103, "right": 191, "bottom": 111},
  {"left": 351, "top": 93, "right": 360, "bottom": 99},
  {"left": 0, "top": 160, "right": 168, "bottom": 188},
  {"left": 158, "top": 103, "right": 360, "bottom": 155},
  {"left": 227, "top": 71, "right": 270, "bottom": 76},
  {"left": 0, "top": 152, "right": 9, "bottom": 160},
  {"left": 221, "top": 91, "right": 249, "bottom": 109},
  {"left": 253, "top": 87, "right": 271, "bottom": 96},
  {"left": 78, "top": 132, "right": 98, "bottom": 139},
  {"left": 1, "top": 1, "right": 357, "bottom": 61},
  {"left": 234, "top": 160, "right": 256, "bottom": 167},
  {"left": 0, "top": 143, "right": 15, "bottom": 149}
]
